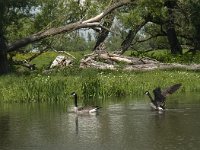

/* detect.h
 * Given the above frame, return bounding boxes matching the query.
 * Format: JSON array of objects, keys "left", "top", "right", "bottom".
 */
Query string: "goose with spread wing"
[
  {"left": 70, "top": 92, "right": 101, "bottom": 114},
  {"left": 145, "top": 83, "right": 182, "bottom": 111}
]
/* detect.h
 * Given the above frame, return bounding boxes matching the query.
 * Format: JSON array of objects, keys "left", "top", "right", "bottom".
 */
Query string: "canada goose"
[
  {"left": 70, "top": 92, "right": 101, "bottom": 114},
  {"left": 145, "top": 83, "right": 182, "bottom": 111}
]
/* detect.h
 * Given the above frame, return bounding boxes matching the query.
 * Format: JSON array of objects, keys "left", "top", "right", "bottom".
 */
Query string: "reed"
[{"left": 0, "top": 69, "right": 199, "bottom": 103}]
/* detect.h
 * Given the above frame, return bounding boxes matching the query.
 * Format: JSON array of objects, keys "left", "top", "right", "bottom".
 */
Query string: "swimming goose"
[
  {"left": 70, "top": 92, "right": 101, "bottom": 114},
  {"left": 145, "top": 83, "right": 182, "bottom": 111}
]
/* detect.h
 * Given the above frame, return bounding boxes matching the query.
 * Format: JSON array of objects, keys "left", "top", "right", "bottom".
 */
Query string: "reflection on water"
[
  {"left": 0, "top": 93, "right": 200, "bottom": 150},
  {"left": 0, "top": 114, "right": 10, "bottom": 148}
]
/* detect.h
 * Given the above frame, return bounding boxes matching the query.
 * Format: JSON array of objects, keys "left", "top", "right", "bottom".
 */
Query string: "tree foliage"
[{"left": 0, "top": 0, "right": 200, "bottom": 74}]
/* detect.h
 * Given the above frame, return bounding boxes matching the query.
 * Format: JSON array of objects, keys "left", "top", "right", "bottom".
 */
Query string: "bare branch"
[
  {"left": 99, "top": 25, "right": 119, "bottom": 35},
  {"left": 83, "top": 0, "right": 132, "bottom": 23},
  {"left": 26, "top": 47, "right": 49, "bottom": 62},
  {"left": 136, "top": 33, "right": 165, "bottom": 43},
  {"left": 8, "top": 0, "right": 133, "bottom": 52}
]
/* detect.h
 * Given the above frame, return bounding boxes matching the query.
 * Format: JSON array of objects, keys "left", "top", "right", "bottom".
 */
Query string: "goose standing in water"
[
  {"left": 145, "top": 83, "right": 182, "bottom": 111},
  {"left": 70, "top": 92, "right": 101, "bottom": 114}
]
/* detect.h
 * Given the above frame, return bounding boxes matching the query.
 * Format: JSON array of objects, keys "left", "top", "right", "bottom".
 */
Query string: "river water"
[{"left": 0, "top": 93, "right": 200, "bottom": 150}]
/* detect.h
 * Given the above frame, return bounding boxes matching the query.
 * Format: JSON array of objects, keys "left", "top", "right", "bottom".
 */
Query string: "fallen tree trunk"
[
  {"left": 80, "top": 50, "right": 200, "bottom": 71},
  {"left": 8, "top": 0, "right": 133, "bottom": 52}
]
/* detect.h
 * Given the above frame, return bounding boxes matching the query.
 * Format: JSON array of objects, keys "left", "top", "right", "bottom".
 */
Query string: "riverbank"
[{"left": 0, "top": 69, "right": 199, "bottom": 103}]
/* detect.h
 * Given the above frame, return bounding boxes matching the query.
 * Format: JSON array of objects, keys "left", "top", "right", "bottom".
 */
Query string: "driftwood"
[
  {"left": 50, "top": 55, "right": 73, "bottom": 68},
  {"left": 80, "top": 50, "right": 200, "bottom": 71}
]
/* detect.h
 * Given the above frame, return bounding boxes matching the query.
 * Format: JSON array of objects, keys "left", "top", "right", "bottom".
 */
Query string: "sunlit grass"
[
  {"left": 0, "top": 69, "right": 199, "bottom": 103},
  {"left": 126, "top": 49, "right": 200, "bottom": 64},
  {"left": 14, "top": 50, "right": 91, "bottom": 70}
]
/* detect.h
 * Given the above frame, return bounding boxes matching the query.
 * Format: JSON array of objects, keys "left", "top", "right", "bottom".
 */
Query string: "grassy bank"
[
  {"left": 0, "top": 69, "right": 199, "bottom": 103},
  {"left": 13, "top": 50, "right": 200, "bottom": 72},
  {"left": 126, "top": 49, "right": 200, "bottom": 64}
]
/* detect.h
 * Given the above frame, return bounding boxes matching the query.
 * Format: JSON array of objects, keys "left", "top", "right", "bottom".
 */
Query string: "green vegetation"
[
  {"left": 13, "top": 50, "right": 200, "bottom": 72},
  {"left": 0, "top": 68, "right": 199, "bottom": 103},
  {"left": 1, "top": 0, "right": 200, "bottom": 75},
  {"left": 0, "top": 1, "right": 200, "bottom": 105},
  {"left": 126, "top": 50, "right": 200, "bottom": 64},
  {"left": 2, "top": 50, "right": 198, "bottom": 103}
]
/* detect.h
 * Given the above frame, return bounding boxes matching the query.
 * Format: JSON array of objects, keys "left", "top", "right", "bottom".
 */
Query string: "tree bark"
[
  {"left": 165, "top": 0, "right": 182, "bottom": 54},
  {"left": 93, "top": 13, "right": 115, "bottom": 51},
  {"left": 116, "top": 19, "right": 148, "bottom": 54},
  {"left": 93, "top": 0, "right": 116, "bottom": 51},
  {"left": 118, "top": 30, "right": 135, "bottom": 54},
  {"left": 0, "top": 34, "right": 9, "bottom": 74}
]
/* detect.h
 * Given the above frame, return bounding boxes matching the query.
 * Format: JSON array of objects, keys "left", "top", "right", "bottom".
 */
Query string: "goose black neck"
[
  {"left": 73, "top": 94, "right": 78, "bottom": 107},
  {"left": 147, "top": 92, "right": 154, "bottom": 103}
]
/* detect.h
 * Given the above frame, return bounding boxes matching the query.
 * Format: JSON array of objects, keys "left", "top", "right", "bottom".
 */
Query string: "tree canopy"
[{"left": 0, "top": 0, "right": 200, "bottom": 74}]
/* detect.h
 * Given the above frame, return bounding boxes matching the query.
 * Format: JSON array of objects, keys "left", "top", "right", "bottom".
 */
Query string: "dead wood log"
[
  {"left": 80, "top": 57, "right": 116, "bottom": 70},
  {"left": 80, "top": 51, "right": 200, "bottom": 71},
  {"left": 13, "top": 60, "right": 36, "bottom": 70},
  {"left": 50, "top": 55, "right": 73, "bottom": 68}
]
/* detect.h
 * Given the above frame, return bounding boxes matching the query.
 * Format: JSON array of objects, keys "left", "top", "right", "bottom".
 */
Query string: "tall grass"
[{"left": 0, "top": 69, "right": 200, "bottom": 103}]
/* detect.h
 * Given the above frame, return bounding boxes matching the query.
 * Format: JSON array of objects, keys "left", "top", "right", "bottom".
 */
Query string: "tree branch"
[
  {"left": 8, "top": 0, "right": 134, "bottom": 52},
  {"left": 136, "top": 33, "right": 165, "bottom": 43}
]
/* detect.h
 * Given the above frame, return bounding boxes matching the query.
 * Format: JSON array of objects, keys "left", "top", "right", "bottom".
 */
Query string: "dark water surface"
[{"left": 0, "top": 93, "right": 200, "bottom": 150}]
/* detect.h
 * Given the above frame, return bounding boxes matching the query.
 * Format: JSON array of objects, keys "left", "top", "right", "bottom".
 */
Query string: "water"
[{"left": 0, "top": 93, "right": 200, "bottom": 150}]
